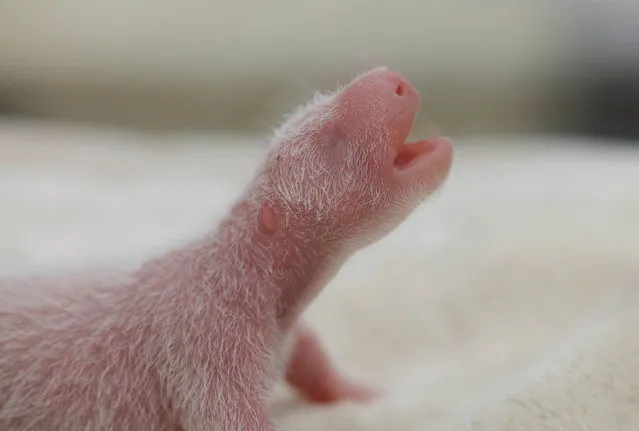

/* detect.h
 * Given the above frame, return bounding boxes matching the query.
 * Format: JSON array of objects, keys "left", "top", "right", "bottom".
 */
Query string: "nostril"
[{"left": 395, "top": 83, "right": 405, "bottom": 97}]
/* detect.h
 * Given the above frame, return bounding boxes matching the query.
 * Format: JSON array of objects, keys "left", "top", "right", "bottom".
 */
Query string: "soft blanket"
[{"left": 1, "top": 119, "right": 638, "bottom": 430}]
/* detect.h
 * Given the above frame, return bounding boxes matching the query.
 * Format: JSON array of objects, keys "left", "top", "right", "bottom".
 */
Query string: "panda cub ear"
[{"left": 258, "top": 201, "right": 279, "bottom": 236}]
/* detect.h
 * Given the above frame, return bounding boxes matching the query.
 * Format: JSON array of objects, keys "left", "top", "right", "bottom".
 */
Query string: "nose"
[
  {"left": 364, "top": 67, "right": 418, "bottom": 101},
  {"left": 336, "top": 66, "right": 422, "bottom": 147}
]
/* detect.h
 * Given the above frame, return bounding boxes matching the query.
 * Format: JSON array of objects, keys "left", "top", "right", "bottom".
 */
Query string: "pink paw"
[
  {"left": 338, "top": 380, "right": 382, "bottom": 403},
  {"left": 303, "top": 379, "right": 382, "bottom": 405}
]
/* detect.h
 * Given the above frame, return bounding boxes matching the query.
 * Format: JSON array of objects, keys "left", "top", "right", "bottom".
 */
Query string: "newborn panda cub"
[{"left": 0, "top": 67, "right": 453, "bottom": 431}]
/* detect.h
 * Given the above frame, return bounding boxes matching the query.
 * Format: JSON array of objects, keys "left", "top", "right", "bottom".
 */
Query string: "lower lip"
[{"left": 393, "top": 138, "right": 449, "bottom": 171}]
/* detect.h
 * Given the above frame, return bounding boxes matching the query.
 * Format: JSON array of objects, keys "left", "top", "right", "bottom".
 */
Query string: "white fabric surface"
[{"left": 1, "top": 119, "right": 638, "bottom": 430}]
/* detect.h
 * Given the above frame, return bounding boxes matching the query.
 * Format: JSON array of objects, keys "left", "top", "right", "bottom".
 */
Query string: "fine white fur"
[
  {"left": 1, "top": 121, "right": 639, "bottom": 430},
  {"left": 0, "top": 68, "right": 445, "bottom": 431}
]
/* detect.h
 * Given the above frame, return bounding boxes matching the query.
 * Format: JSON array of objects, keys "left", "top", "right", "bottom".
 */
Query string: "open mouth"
[{"left": 393, "top": 139, "right": 439, "bottom": 170}]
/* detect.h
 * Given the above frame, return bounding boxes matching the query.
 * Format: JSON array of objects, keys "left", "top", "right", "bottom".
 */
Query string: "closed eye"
[
  {"left": 325, "top": 129, "right": 349, "bottom": 162},
  {"left": 330, "top": 137, "right": 347, "bottom": 152}
]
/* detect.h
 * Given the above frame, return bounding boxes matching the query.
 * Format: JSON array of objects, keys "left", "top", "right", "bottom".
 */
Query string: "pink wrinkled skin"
[{"left": 0, "top": 67, "right": 453, "bottom": 431}]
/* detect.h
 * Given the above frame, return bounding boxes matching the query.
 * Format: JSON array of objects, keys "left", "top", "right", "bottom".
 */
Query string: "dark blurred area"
[{"left": 0, "top": 1, "right": 637, "bottom": 141}]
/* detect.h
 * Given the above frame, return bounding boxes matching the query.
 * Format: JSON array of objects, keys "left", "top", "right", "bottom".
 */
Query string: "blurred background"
[{"left": 1, "top": 0, "right": 638, "bottom": 141}]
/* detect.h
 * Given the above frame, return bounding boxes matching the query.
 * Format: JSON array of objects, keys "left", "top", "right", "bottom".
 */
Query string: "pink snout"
[{"left": 360, "top": 66, "right": 420, "bottom": 109}]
